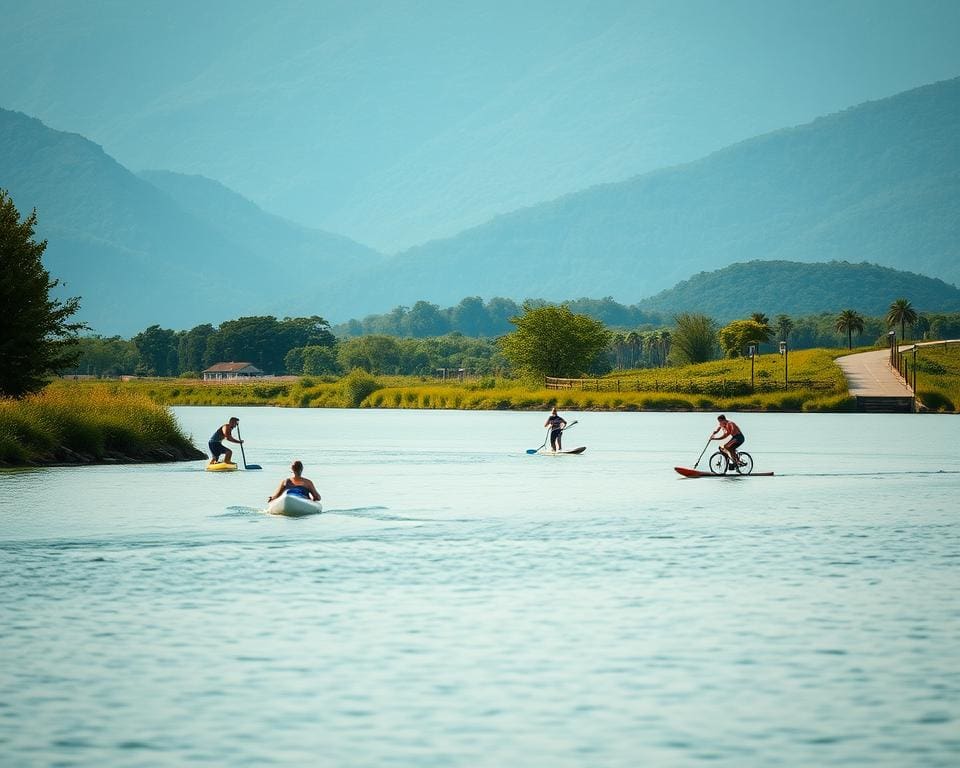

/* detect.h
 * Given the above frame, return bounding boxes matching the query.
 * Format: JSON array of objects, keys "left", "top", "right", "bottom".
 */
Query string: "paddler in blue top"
[
  {"left": 544, "top": 407, "right": 567, "bottom": 452},
  {"left": 267, "top": 460, "right": 321, "bottom": 503},
  {"left": 208, "top": 416, "right": 243, "bottom": 465}
]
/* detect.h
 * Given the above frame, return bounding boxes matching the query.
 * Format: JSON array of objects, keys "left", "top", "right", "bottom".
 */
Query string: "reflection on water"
[{"left": 0, "top": 408, "right": 958, "bottom": 767}]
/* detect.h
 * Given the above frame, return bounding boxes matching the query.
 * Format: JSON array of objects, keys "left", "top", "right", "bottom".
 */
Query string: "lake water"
[{"left": 1, "top": 407, "right": 958, "bottom": 767}]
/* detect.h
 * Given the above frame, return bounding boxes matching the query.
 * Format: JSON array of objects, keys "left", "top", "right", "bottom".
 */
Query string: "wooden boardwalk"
[
  {"left": 836, "top": 341, "right": 959, "bottom": 413},
  {"left": 836, "top": 348, "right": 914, "bottom": 412}
]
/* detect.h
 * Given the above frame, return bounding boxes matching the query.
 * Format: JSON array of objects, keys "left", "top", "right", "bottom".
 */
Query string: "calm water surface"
[{"left": 1, "top": 408, "right": 958, "bottom": 767}]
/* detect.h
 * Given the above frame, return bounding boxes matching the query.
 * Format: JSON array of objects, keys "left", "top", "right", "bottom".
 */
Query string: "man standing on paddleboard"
[
  {"left": 208, "top": 416, "right": 243, "bottom": 465},
  {"left": 710, "top": 415, "right": 745, "bottom": 469},
  {"left": 544, "top": 407, "right": 567, "bottom": 452}
]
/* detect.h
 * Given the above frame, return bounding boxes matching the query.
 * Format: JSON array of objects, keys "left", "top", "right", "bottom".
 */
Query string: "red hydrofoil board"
[{"left": 674, "top": 466, "right": 774, "bottom": 478}]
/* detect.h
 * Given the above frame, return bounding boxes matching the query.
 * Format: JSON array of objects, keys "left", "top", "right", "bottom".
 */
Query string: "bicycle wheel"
[
  {"left": 735, "top": 452, "right": 754, "bottom": 475},
  {"left": 708, "top": 452, "right": 728, "bottom": 475}
]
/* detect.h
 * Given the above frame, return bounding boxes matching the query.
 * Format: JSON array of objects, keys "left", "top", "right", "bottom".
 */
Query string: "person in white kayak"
[
  {"left": 267, "top": 460, "right": 321, "bottom": 503},
  {"left": 544, "top": 407, "right": 568, "bottom": 452}
]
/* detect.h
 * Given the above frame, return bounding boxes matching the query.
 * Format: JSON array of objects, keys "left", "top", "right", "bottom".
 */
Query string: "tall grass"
[
  {"left": 912, "top": 345, "right": 960, "bottom": 412},
  {"left": 0, "top": 381, "right": 202, "bottom": 464}
]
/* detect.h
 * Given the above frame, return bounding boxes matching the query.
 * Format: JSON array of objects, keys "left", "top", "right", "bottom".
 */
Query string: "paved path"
[{"left": 835, "top": 349, "right": 912, "bottom": 397}]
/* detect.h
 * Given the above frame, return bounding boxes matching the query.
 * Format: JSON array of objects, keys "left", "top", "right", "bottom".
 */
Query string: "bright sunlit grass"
[{"left": 0, "top": 381, "right": 200, "bottom": 464}]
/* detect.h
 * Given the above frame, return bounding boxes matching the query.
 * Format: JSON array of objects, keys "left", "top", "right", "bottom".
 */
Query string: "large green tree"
[
  {"left": 834, "top": 309, "right": 865, "bottom": 350},
  {"left": 206, "top": 315, "right": 335, "bottom": 373},
  {"left": 886, "top": 298, "right": 918, "bottom": 342},
  {"left": 452, "top": 296, "right": 488, "bottom": 337},
  {"left": 404, "top": 300, "right": 449, "bottom": 338},
  {"left": 336, "top": 335, "right": 402, "bottom": 374},
  {"left": 71, "top": 335, "right": 139, "bottom": 376},
  {"left": 133, "top": 325, "right": 179, "bottom": 376},
  {"left": 499, "top": 303, "right": 610, "bottom": 379},
  {"left": 0, "top": 190, "right": 84, "bottom": 396},
  {"left": 670, "top": 313, "right": 717, "bottom": 365},
  {"left": 717, "top": 319, "right": 771, "bottom": 358},
  {"left": 178, "top": 324, "right": 217, "bottom": 374}
]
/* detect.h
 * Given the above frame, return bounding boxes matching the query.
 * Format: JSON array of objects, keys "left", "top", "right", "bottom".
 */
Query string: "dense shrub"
[{"left": 342, "top": 368, "right": 383, "bottom": 407}]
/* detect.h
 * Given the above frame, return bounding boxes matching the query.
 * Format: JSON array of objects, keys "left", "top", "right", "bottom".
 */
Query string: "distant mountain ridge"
[
  {"left": 3, "top": 1, "right": 959, "bottom": 250},
  {"left": 334, "top": 260, "right": 960, "bottom": 336},
  {"left": 319, "top": 76, "right": 960, "bottom": 318},
  {"left": 635, "top": 260, "right": 960, "bottom": 322},
  {"left": 2, "top": 76, "right": 959, "bottom": 335},
  {"left": 0, "top": 108, "right": 378, "bottom": 334}
]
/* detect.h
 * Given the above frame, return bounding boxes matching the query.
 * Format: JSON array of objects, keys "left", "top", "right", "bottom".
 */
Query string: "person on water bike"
[
  {"left": 208, "top": 416, "right": 243, "bottom": 465},
  {"left": 544, "top": 407, "right": 568, "bottom": 452},
  {"left": 267, "top": 460, "right": 321, "bottom": 503},
  {"left": 710, "top": 414, "right": 745, "bottom": 469}
]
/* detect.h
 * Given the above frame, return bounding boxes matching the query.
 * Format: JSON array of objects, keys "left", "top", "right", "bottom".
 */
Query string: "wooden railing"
[{"left": 892, "top": 339, "right": 960, "bottom": 393}]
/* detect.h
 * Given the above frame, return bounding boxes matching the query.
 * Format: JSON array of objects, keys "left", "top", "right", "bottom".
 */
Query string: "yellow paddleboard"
[{"left": 206, "top": 462, "right": 238, "bottom": 472}]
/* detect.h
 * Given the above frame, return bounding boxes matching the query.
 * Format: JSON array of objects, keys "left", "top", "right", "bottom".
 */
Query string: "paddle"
[
  {"left": 235, "top": 425, "right": 261, "bottom": 470},
  {"left": 526, "top": 420, "right": 578, "bottom": 454},
  {"left": 693, "top": 436, "right": 712, "bottom": 469}
]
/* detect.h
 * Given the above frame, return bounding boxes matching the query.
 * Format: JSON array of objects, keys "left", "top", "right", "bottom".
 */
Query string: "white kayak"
[{"left": 266, "top": 492, "right": 323, "bottom": 517}]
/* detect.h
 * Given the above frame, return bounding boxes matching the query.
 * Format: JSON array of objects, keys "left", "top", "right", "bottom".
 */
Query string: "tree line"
[
  {"left": 69, "top": 320, "right": 511, "bottom": 378},
  {"left": 504, "top": 300, "right": 949, "bottom": 379},
  {"left": 333, "top": 296, "right": 665, "bottom": 338},
  {"left": 64, "top": 300, "right": 955, "bottom": 381},
  {"left": 4, "top": 187, "right": 957, "bottom": 396}
]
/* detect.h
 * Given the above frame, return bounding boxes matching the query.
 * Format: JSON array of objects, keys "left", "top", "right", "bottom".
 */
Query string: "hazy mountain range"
[
  {"left": 2, "top": 73, "right": 959, "bottom": 335},
  {"left": 0, "top": 108, "right": 377, "bottom": 333},
  {"left": 325, "top": 76, "right": 960, "bottom": 316},
  {"left": 2, "top": 1, "right": 959, "bottom": 251}
]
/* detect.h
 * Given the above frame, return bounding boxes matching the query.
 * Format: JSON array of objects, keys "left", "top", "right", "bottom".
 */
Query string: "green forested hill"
[
  {"left": 636, "top": 260, "right": 960, "bottom": 321},
  {"left": 0, "top": 109, "right": 378, "bottom": 334},
  {"left": 321, "top": 77, "right": 960, "bottom": 319}
]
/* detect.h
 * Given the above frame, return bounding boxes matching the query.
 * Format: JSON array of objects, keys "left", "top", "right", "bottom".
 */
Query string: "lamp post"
[
  {"left": 779, "top": 340, "right": 788, "bottom": 386},
  {"left": 888, "top": 330, "right": 897, "bottom": 367},
  {"left": 748, "top": 344, "right": 756, "bottom": 389}
]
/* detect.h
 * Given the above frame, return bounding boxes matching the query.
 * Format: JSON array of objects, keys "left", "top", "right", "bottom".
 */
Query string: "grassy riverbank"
[
  {"left": 74, "top": 347, "right": 861, "bottom": 412},
  {"left": 24, "top": 347, "right": 955, "bottom": 464},
  {"left": 912, "top": 344, "right": 960, "bottom": 412},
  {"left": 0, "top": 382, "right": 205, "bottom": 465}
]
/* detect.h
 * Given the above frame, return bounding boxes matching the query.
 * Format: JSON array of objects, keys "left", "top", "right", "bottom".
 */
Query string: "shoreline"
[{"left": 1, "top": 444, "right": 206, "bottom": 468}]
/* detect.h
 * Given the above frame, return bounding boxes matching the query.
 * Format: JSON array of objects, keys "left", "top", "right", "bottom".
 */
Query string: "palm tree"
[
  {"left": 626, "top": 331, "right": 641, "bottom": 369},
  {"left": 657, "top": 330, "right": 671, "bottom": 367},
  {"left": 644, "top": 330, "right": 661, "bottom": 367},
  {"left": 610, "top": 332, "right": 626, "bottom": 370},
  {"left": 886, "top": 298, "right": 917, "bottom": 342},
  {"left": 835, "top": 309, "right": 865, "bottom": 350},
  {"left": 774, "top": 314, "right": 794, "bottom": 342},
  {"left": 750, "top": 313, "right": 771, "bottom": 352}
]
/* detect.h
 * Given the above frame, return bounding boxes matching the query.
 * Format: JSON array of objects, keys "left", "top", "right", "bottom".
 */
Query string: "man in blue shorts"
[{"left": 208, "top": 416, "right": 243, "bottom": 465}]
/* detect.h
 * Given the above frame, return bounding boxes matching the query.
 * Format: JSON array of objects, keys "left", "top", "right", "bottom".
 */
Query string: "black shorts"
[
  {"left": 725, "top": 433, "right": 745, "bottom": 449},
  {"left": 208, "top": 440, "right": 225, "bottom": 455}
]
